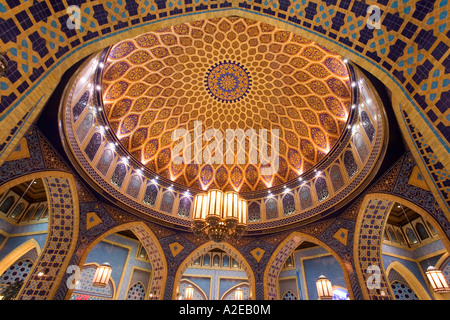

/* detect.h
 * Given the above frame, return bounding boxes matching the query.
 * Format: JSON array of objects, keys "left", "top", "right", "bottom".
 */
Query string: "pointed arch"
[
  {"left": 354, "top": 193, "right": 450, "bottom": 300},
  {"left": 179, "top": 278, "right": 208, "bottom": 300},
  {"left": 173, "top": 241, "right": 255, "bottom": 300},
  {"left": 126, "top": 280, "right": 146, "bottom": 300},
  {"left": 69, "top": 262, "right": 116, "bottom": 300},
  {"left": 263, "top": 231, "right": 354, "bottom": 300},
  {"left": 385, "top": 261, "right": 431, "bottom": 300},
  {"left": 221, "top": 282, "right": 250, "bottom": 300},
  {"left": 0, "top": 238, "right": 41, "bottom": 277},
  {"left": 67, "top": 221, "right": 167, "bottom": 300},
  {"left": 435, "top": 252, "right": 450, "bottom": 270},
  {"left": 0, "top": 171, "right": 80, "bottom": 300},
  {"left": 281, "top": 289, "right": 298, "bottom": 300}
]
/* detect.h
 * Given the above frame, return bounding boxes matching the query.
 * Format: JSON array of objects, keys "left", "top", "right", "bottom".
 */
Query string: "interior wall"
[
  {"left": 278, "top": 247, "right": 347, "bottom": 300},
  {"left": 80, "top": 234, "right": 153, "bottom": 300}
]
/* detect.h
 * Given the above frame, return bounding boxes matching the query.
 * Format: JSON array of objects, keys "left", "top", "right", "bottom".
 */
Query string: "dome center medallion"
[{"left": 205, "top": 61, "right": 251, "bottom": 103}]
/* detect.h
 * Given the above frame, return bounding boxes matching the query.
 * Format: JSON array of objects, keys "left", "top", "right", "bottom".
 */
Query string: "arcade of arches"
[{"left": 0, "top": 2, "right": 449, "bottom": 302}]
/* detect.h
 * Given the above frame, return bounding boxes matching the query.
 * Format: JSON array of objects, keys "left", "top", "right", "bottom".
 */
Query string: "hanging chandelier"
[{"left": 192, "top": 189, "right": 247, "bottom": 243}]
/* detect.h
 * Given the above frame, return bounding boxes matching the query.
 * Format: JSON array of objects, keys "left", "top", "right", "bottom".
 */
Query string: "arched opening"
[
  {"left": 0, "top": 239, "right": 41, "bottom": 300},
  {"left": 221, "top": 282, "right": 250, "bottom": 300},
  {"left": 264, "top": 232, "right": 353, "bottom": 300},
  {"left": 179, "top": 279, "right": 208, "bottom": 300},
  {"left": 68, "top": 262, "right": 116, "bottom": 300},
  {"left": 382, "top": 201, "right": 450, "bottom": 300},
  {"left": 67, "top": 222, "right": 167, "bottom": 300},
  {"left": 0, "top": 171, "right": 79, "bottom": 300},
  {"left": 355, "top": 193, "right": 450, "bottom": 300},
  {"left": 173, "top": 241, "right": 255, "bottom": 300},
  {"left": 385, "top": 261, "right": 430, "bottom": 300},
  {"left": 0, "top": 176, "right": 50, "bottom": 299}
]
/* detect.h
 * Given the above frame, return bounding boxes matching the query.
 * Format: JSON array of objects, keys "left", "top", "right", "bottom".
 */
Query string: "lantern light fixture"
[
  {"left": 316, "top": 275, "right": 333, "bottom": 300},
  {"left": 425, "top": 266, "right": 450, "bottom": 294},
  {"left": 235, "top": 287, "right": 243, "bottom": 300},
  {"left": 192, "top": 189, "right": 247, "bottom": 243},
  {"left": 185, "top": 285, "right": 194, "bottom": 300},
  {"left": 92, "top": 262, "right": 112, "bottom": 287}
]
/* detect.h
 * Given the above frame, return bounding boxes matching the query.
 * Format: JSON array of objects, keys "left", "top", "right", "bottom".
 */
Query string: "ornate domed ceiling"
[{"left": 101, "top": 17, "right": 352, "bottom": 192}]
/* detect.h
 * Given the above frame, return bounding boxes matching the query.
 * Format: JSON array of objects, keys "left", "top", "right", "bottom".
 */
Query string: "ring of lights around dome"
[
  {"left": 60, "top": 16, "right": 388, "bottom": 233},
  {"left": 205, "top": 61, "right": 251, "bottom": 103}
]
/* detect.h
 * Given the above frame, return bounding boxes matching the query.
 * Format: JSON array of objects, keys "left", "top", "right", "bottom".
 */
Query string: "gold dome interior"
[{"left": 101, "top": 17, "right": 352, "bottom": 192}]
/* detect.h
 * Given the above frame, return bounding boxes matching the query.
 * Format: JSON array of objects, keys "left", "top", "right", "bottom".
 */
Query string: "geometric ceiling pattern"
[{"left": 102, "top": 17, "right": 351, "bottom": 192}]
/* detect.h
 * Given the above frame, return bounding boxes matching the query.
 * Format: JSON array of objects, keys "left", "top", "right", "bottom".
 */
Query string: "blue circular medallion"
[{"left": 205, "top": 61, "right": 251, "bottom": 103}]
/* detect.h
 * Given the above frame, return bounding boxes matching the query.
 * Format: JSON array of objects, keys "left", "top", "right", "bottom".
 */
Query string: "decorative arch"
[
  {"left": 354, "top": 193, "right": 450, "bottom": 300},
  {"left": 0, "top": 2, "right": 448, "bottom": 301},
  {"left": 263, "top": 231, "right": 354, "bottom": 300},
  {"left": 385, "top": 261, "right": 431, "bottom": 300},
  {"left": 70, "top": 262, "right": 116, "bottom": 300},
  {"left": 179, "top": 279, "right": 208, "bottom": 300},
  {"left": 281, "top": 290, "right": 298, "bottom": 300},
  {"left": 221, "top": 282, "right": 250, "bottom": 300},
  {"left": 173, "top": 241, "right": 256, "bottom": 300},
  {"left": 126, "top": 281, "right": 146, "bottom": 300},
  {"left": 435, "top": 252, "right": 450, "bottom": 271},
  {"left": 0, "top": 239, "right": 41, "bottom": 278},
  {"left": 67, "top": 221, "right": 167, "bottom": 300},
  {"left": 0, "top": 196, "right": 15, "bottom": 214},
  {"left": 1, "top": 0, "right": 448, "bottom": 223},
  {"left": 0, "top": 171, "right": 81, "bottom": 300}
]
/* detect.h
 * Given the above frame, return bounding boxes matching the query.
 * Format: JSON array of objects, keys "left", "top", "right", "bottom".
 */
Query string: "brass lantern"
[
  {"left": 223, "top": 191, "right": 239, "bottom": 230},
  {"left": 425, "top": 266, "right": 450, "bottom": 293},
  {"left": 316, "top": 275, "right": 333, "bottom": 300},
  {"left": 192, "top": 193, "right": 209, "bottom": 236},
  {"left": 92, "top": 262, "right": 112, "bottom": 287},
  {"left": 191, "top": 189, "right": 247, "bottom": 242},
  {"left": 205, "top": 189, "right": 223, "bottom": 228},
  {"left": 234, "top": 287, "right": 243, "bottom": 300},
  {"left": 234, "top": 198, "right": 248, "bottom": 240},
  {"left": 185, "top": 285, "right": 194, "bottom": 300}
]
